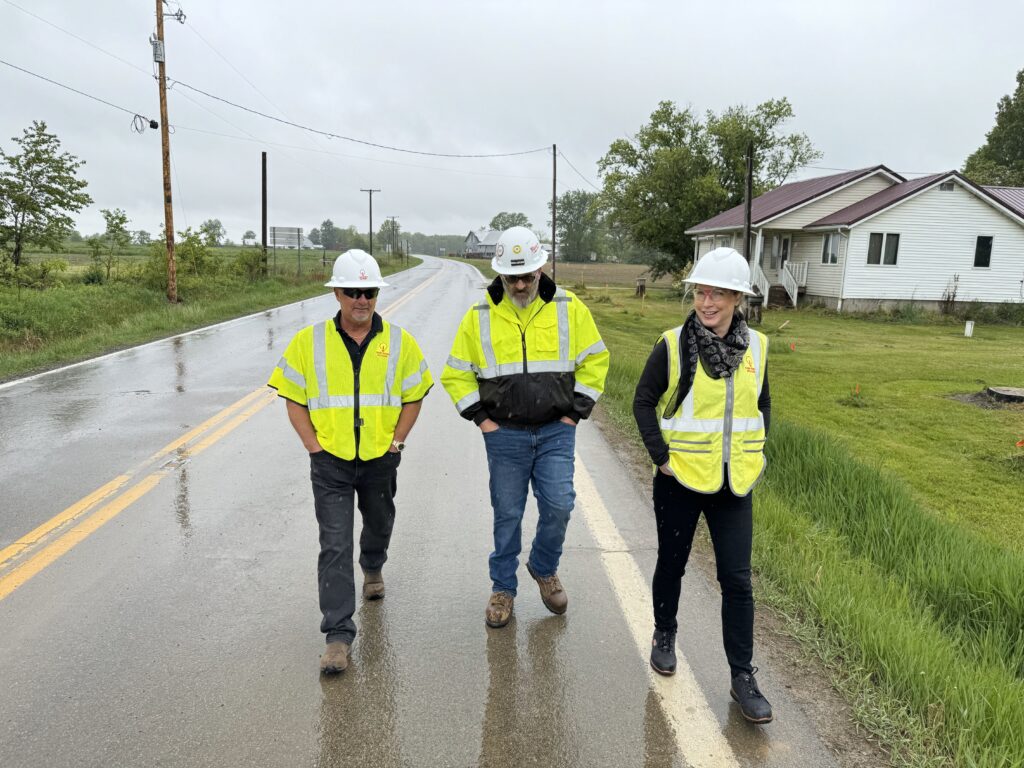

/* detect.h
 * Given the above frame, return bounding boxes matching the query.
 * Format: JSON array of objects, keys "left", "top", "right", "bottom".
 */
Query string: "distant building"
[{"left": 464, "top": 227, "right": 500, "bottom": 259}]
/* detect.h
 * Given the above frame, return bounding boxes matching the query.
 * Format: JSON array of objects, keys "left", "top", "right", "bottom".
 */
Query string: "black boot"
[
  {"left": 650, "top": 630, "right": 677, "bottom": 676},
  {"left": 730, "top": 667, "right": 773, "bottom": 723}
]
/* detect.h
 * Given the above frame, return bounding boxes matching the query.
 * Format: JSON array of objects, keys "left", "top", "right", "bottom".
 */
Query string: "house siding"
[
  {"left": 766, "top": 175, "right": 896, "bottom": 230},
  {"left": 793, "top": 231, "right": 846, "bottom": 298},
  {"left": 841, "top": 184, "right": 1024, "bottom": 303}
]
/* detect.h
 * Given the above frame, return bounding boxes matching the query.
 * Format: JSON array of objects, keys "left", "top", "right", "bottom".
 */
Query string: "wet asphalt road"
[{"left": 0, "top": 257, "right": 842, "bottom": 767}]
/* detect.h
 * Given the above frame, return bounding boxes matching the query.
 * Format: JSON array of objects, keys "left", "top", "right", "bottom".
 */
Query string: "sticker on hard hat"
[
  {"left": 512, "top": 244, "right": 522, "bottom": 254},
  {"left": 511, "top": 258, "right": 526, "bottom": 267},
  {"left": 359, "top": 270, "right": 368, "bottom": 280},
  {"left": 530, "top": 243, "right": 539, "bottom": 253},
  {"left": 496, "top": 244, "right": 504, "bottom": 257}
]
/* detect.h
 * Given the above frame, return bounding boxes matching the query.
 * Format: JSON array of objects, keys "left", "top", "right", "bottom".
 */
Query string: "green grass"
[
  {"left": 0, "top": 257, "right": 419, "bottom": 381},
  {"left": 586, "top": 289, "right": 1024, "bottom": 767}
]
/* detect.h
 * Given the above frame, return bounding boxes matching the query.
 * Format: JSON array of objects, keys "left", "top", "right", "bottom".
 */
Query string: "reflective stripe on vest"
[
  {"left": 307, "top": 322, "right": 403, "bottom": 412},
  {"left": 473, "top": 289, "right": 574, "bottom": 376}
]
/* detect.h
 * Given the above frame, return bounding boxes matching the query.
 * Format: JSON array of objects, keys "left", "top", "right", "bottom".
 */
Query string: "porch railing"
[
  {"left": 787, "top": 260, "right": 808, "bottom": 286},
  {"left": 781, "top": 263, "right": 801, "bottom": 306},
  {"left": 750, "top": 261, "right": 770, "bottom": 301}
]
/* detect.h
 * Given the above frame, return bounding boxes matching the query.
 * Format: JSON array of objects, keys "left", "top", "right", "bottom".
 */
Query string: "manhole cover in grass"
[{"left": 950, "top": 390, "right": 1024, "bottom": 410}]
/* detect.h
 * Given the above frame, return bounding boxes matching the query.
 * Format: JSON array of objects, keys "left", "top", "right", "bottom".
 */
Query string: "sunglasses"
[
  {"left": 340, "top": 287, "right": 379, "bottom": 300},
  {"left": 502, "top": 273, "right": 537, "bottom": 285}
]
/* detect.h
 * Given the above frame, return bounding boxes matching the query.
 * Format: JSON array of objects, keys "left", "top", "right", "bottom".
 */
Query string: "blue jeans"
[{"left": 482, "top": 420, "right": 576, "bottom": 595}]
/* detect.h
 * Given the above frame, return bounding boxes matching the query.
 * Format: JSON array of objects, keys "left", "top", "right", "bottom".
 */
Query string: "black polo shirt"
[{"left": 333, "top": 311, "right": 384, "bottom": 453}]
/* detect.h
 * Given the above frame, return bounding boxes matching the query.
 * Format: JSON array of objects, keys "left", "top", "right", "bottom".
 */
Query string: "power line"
[
  {"left": 558, "top": 150, "right": 602, "bottom": 192},
  {"left": 169, "top": 79, "right": 551, "bottom": 159},
  {"left": 0, "top": 58, "right": 157, "bottom": 131},
  {"left": 2, "top": 0, "right": 152, "bottom": 77}
]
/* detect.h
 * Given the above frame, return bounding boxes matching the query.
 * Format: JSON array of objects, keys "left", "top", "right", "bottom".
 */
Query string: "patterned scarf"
[{"left": 683, "top": 308, "right": 750, "bottom": 386}]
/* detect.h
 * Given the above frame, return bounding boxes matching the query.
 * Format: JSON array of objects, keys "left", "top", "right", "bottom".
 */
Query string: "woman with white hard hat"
[{"left": 632, "top": 247, "right": 774, "bottom": 724}]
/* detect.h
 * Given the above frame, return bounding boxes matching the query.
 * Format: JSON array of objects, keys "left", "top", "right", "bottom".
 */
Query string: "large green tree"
[
  {"left": 319, "top": 219, "right": 342, "bottom": 250},
  {"left": 549, "top": 190, "right": 602, "bottom": 262},
  {"left": 963, "top": 69, "right": 1024, "bottom": 186},
  {"left": 489, "top": 211, "right": 531, "bottom": 231},
  {"left": 100, "top": 207, "right": 131, "bottom": 280},
  {"left": 0, "top": 121, "right": 92, "bottom": 267},
  {"left": 598, "top": 99, "right": 821, "bottom": 276}
]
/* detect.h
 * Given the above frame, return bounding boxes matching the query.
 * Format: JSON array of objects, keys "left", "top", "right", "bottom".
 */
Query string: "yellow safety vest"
[
  {"left": 267, "top": 317, "right": 432, "bottom": 460},
  {"left": 656, "top": 326, "right": 768, "bottom": 495}
]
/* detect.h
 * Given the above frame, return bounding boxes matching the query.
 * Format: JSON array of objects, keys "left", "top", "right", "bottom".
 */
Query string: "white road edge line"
[{"left": 575, "top": 455, "right": 741, "bottom": 768}]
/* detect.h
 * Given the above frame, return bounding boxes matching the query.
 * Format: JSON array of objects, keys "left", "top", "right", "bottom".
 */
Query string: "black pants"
[
  {"left": 652, "top": 472, "right": 754, "bottom": 676},
  {"left": 310, "top": 450, "right": 400, "bottom": 644}
]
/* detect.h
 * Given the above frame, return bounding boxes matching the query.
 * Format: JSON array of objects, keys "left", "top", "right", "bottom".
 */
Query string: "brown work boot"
[
  {"left": 362, "top": 570, "right": 385, "bottom": 601},
  {"left": 526, "top": 561, "right": 568, "bottom": 615},
  {"left": 319, "top": 642, "right": 351, "bottom": 674},
  {"left": 485, "top": 591, "right": 514, "bottom": 628}
]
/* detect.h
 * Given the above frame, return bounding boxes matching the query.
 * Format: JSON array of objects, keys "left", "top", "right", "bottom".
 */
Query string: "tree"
[
  {"left": 100, "top": 207, "right": 131, "bottom": 279},
  {"left": 307, "top": 227, "right": 320, "bottom": 245},
  {"left": 0, "top": 120, "right": 92, "bottom": 267},
  {"left": 319, "top": 219, "right": 342, "bottom": 250},
  {"left": 199, "top": 218, "right": 225, "bottom": 246},
  {"left": 963, "top": 68, "right": 1024, "bottom": 186},
  {"left": 340, "top": 225, "right": 367, "bottom": 251},
  {"left": 378, "top": 219, "right": 402, "bottom": 253},
  {"left": 548, "top": 190, "right": 602, "bottom": 262},
  {"left": 598, "top": 99, "right": 821, "bottom": 277},
  {"left": 242, "top": 229, "right": 256, "bottom": 243},
  {"left": 489, "top": 212, "right": 531, "bottom": 231},
  {"left": 135, "top": 230, "right": 151, "bottom": 246}
]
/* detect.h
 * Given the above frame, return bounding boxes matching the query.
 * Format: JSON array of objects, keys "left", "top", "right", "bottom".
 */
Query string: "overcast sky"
[{"left": 1, "top": 0, "right": 1021, "bottom": 243}]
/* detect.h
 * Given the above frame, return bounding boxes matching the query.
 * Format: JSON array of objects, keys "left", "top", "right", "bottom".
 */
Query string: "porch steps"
[{"left": 766, "top": 285, "right": 806, "bottom": 308}]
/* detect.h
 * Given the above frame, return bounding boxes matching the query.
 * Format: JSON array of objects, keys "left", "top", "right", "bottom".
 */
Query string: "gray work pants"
[{"left": 309, "top": 449, "right": 400, "bottom": 644}]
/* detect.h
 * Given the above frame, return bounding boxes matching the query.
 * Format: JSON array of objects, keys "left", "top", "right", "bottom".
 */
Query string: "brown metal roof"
[
  {"left": 984, "top": 186, "right": 1024, "bottom": 218},
  {"left": 685, "top": 165, "right": 903, "bottom": 233},
  {"left": 806, "top": 172, "right": 1024, "bottom": 229},
  {"left": 805, "top": 174, "right": 944, "bottom": 228}
]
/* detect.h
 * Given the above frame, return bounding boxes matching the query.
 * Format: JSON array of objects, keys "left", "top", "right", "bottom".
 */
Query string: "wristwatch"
[{"left": 392, "top": 439, "right": 406, "bottom": 452}]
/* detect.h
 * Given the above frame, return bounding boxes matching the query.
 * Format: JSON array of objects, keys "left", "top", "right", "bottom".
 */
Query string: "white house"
[{"left": 686, "top": 166, "right": 1024, "bottom": 311}]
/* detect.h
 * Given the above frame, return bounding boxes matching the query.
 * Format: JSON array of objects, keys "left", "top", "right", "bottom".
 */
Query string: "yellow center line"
[{"left": 0, "top": 474, "right": 131, "bottom": 568}]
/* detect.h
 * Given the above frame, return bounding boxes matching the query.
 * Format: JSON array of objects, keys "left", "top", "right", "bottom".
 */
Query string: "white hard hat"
[
  {"left": 492, "top": 226, "right": 548, "bottom": 275},
  {"left": 683, "top": 247, "right": 755, "bottom": 295},
  {"left": 324, "top": 249, "right": 389, "bottom": 288}
]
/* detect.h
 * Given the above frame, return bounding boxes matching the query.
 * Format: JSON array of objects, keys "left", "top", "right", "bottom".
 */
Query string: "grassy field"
[
  {"left": 584, "top": 286, "right": 1024, "bottom": 767},
  {"left": 0, "top": 255, "right": 419, "bottom": 381},
  {"left": 446, "top": 255, "right": 675, "bottom": 291}
]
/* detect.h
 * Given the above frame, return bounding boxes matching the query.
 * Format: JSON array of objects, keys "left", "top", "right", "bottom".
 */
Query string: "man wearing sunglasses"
[
  {"left": 441, "top": 226, "right": 609, "bottom": 628},
  {"left": 268, "top": 249, "right": 432, "bottom": 674}
]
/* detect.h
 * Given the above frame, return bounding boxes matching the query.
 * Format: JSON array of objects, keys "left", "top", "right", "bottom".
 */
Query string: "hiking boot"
[
  {"left": 526, "top": 561, "right": 567, "bottom": 615},
  {"left": 362, "top": 570, "right": 385, "bottom": 601},
  {"left": 319, "top": 642, "right": 351, "bottom": 675},
  {"left": 731, "top": 668, "right": 773, "bottom": 724},
  {"left": 485, "top": 591, "right": 514, "bottom": 628},
  {"left": 650, "top": 629, "right": 677, "bottom": 676}
]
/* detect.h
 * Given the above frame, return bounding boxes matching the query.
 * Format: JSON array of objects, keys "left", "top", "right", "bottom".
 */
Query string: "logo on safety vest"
[
  {"left": 376, "top": 342, "right": 389, "bottom": 358},
  {"left": 745, "top": 355, "right": 755, "bottom": 374},
  {"left": 359, "top": 269, "right": 368, "bottom": 280}
]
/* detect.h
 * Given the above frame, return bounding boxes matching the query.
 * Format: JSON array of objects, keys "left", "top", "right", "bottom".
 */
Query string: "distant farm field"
[{"left": 446, "top": 256, "right": 675, "bottom": 291}]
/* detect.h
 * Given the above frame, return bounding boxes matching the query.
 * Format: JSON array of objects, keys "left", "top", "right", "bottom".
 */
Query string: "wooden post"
[{"left": 155, "top": 0, "right": 177, "bottom": 302}]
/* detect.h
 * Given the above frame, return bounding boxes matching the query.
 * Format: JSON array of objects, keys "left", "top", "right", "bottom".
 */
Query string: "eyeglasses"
[
  {"left": 693, "top": 287, "right": 731, "bottom": 303},
  {"left": 340, "top": 287, "right": 379, "bottom": 300},
  {"left": 502, "top": 273, "right": 537, "bottom": 285}
]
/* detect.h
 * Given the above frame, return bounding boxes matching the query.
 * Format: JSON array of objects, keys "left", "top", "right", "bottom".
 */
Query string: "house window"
[
  {"left": 974, "top": 236, "right": 993, "bottom": 268},
  {"left": 821, "top": 233, "right": 839, "bottom": 264},
  {"left": 939, "top": 181, "right": 955, "bottom": 191},
  {"left": 867, "top": 233, "right": 900, "bottom": 265},
  {"left": 716, "top": 235, "right": 733, "bottom": 249}
]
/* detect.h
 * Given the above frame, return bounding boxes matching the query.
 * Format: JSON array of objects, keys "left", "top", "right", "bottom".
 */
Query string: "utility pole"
[
  {"left": 360, "top": 188, "right": 380, "bottom": 255},
  {"left": 261, "top": 151, "right": 267, "bottom": 276},
  {"left": 551, "top": 143, "right": 557, "bottom": 282},
  {"left": 743, "top": 140, "right": 753, "bottom": 264},
  {"left": 153, "top": 0, "right": 183, "bottom": 302}
]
